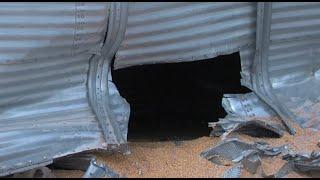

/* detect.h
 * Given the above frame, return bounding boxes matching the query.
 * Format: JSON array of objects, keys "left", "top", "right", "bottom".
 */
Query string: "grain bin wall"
[
  {"left": 114, "top": 2, "right": 257, "bottom": 87},
  {"left": 0, "top": 2, "right": 130, "bottom": 176}
]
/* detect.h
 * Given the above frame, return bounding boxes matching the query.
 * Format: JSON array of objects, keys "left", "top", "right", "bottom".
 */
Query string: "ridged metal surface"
[
  {"left": 2, "top": 1, "right": 320, "bottom": 176},
  {"left": 269, "top": 2, "right": 320, "bottom": 88},
  {"left": 239, "top": 46, "right": 255, "bottom": 88},
  {"left": 0, "top": 2, "right": 109, "bottom": 64},
  {"left": 222, "top": 93, "right": 279, "bottom": 119},
  {"left": 0, "top": 2, "right": 111, "bottom": 176},
  {"left": 115, "top": 2, "right": 320, "bottom": 132},
  {"left": 114, "top": 2, "right": 257, "bottom": 84},
  {"left": 266, "top": 2, "right": 320, "bottom": 130},
  {"left": 87, "top": 2, "right": 130, "bottom": 146}
]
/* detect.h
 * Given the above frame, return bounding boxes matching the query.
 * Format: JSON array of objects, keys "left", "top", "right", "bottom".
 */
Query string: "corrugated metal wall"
[
  {"left": 114, "top": 2, "right": 257, "bottom": 86},
  {"left": 0, "top": 2, "right": 109, "bottom": 63},
  {"left": 266, "top": 2, "right": 320, "bottom": 130},
  {"left": 2, "top": 1, "right": 320, "bottom": 176},
  {"left": 113, "top": 2, "right": 320, "bottom": 131},
  {"left": 0, "top": 3, "right": 109, "bottom": 176},
  {"left": 269, "top": 2, "right": 320, "bottom": 88}
]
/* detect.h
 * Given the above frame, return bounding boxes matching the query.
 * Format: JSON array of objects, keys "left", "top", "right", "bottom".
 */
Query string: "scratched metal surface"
[{"left": 0, "top": 2, "right": 129, "bottom": 176}]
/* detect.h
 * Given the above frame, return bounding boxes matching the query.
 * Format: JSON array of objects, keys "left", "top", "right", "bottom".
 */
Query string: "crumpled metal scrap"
[
  {"left": 221, "top": 163, "right": 243, "bottom": 178},
  {"left": 282, "top": 151, "right": 320, "bottom": 176},
  {"left": 210, "top": 93, "right": 286, "bottom": 139},
  {"left": 201, "top": 138, "right": 288, "bottom": 177},
  {"left": 260, "top": 161, "right": 295, "bottom": 178},
  {"left": 201, "top": 138, "right": 287, "bottom": 164},
  {"left": 200, "top": 138, "right": 255, "bottom": 166},
  {"left": 51, "top": 153, "right": 121, "bottom": 178},
  {"left": 258, "top": 151, "right": 320, "bottom": 178},
  {"left": 209, "top": 118, "right": 285, "bottom": 138},
  {"left": 241, "top": 151, "right": 261, "bottom": 174},
  {"left": 83, "top": 159, "right": 120, "bottom": 178},
  {"left": 220, "top": 147, "right": 320, "bottom": 178},
  {"left": 244, "top": 151, "right": 320, "bottom": 178},
  {"left": 10, "top": 153, "right": 121, "bottom": 178},
  {"left": 254, "top": 141, "right": 289, "bottom": 156}
]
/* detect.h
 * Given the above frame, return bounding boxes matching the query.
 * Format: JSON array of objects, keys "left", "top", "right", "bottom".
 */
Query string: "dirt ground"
[{"left": 52, "top": 124, "right": 319, "bottom": 178}]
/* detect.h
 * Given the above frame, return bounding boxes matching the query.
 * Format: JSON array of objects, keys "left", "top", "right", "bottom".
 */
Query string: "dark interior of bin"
[{"left": 111, "top": 52, "right": 251, "bottom": 141}]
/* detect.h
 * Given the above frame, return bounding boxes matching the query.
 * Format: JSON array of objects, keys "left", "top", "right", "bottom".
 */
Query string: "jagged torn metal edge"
[
  {"left": 209, "top": 92, "right": 286, "bottom": 138},
  {"left": 249, "top": 2, "right": 296, "bottom": 134},
  {"left": 213, "top": 2, "right": 298, "bottom": 137}
]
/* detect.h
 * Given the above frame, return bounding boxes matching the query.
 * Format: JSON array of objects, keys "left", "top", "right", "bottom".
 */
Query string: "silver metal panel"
[
  {"left": 269, "top": 2, "right": 320, "bottom": 88},
  {"left": 2, "top": 1, "right": 320, "bottom": 176},
  {"left": 212, "top": 2, "right": 320, "bottom": 133},
  {"left": 240, "top": 3, "right": 296, "bottom": 134},
  {"left": 114, "top": 2, "right": 257, "bottom": 85},
  {"left": 0, "top": 2, "right": 109, "bottom": 63},
  {"left": 222, "top": 93, "right": 279, "bottom": 120},
  {"left": 88, "top": 2, "right": 130, "bottom": 145},
  {"left": 239, "top": 46, "right": 255, "bottom": 88},
  {"left": 266, "top": 2, "right": 320, "bottom": 130},
  {"left": 0, "top": 2, "right": 130, "bottom": 176}
]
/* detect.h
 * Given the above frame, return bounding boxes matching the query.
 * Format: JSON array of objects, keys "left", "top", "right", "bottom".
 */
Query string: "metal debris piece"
[
  {"left": 201, "top": 138, "right": 289, "bottom": 176},
  {"left": 98, "top": 143, "right": 132, "bottom": 155},
  {"left": 52, "top": 154, "right": 122, "bottom": 178},
  {"left": 254, "top": 141, "right": 289, "bottom": 156},
  {"left": 200, "top": 138, "right": 254, "bottom": 165},
  {"left": 210, "top": 93, "right": 286, "bottom": 138},
  {"left": 82, "top": 159, "right": 120, "bottom": 178},
  {"left": 242, "top": 153, "right": 261, "bottom": 174},
  {"left": 259, "top": 151, "right": 320, "bottom": 178},
  {"left": 201, "top": 138, "right": 287, "bottom": 166},
  {"left": 283, "top": 151, "right": 320, "bottom": 174},
  {"left": 273, "top": 162, "right": 296, "bottom": 178},
  {"left": 221, "top": 163, "right": 243, "bottom": 178},
  {"left": 232, "top": 149, "right": 259, "bottom": 164},
  {"left": 209, "top": 119, "right": 284, "bottom": 138},
  {"left": 221, "top": 93, "right": 280, "bottom": 120},
  {"left": 12, "top": 167, "right": 55, "bottom": 178},
  {"left": 261, "top": 161, "right": 295, "bottom": 178}
]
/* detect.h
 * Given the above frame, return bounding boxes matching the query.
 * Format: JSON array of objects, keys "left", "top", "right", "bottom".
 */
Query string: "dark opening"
[{"left": 111, "top": 52, "right": 251, "bottom": 141}]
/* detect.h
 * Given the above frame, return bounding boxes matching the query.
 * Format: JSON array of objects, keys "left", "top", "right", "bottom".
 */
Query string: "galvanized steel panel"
[
  {"left": 269, "top": 2, "right": 320, "bottom": 88},
  {"left": 0, "top": 2, "right": 109, "bottom": 63},
  {"left": 262, "top": 2, "right": 320, "bottom": 130},
  {"left": 0, "top": 2, "right": 130, "bottom": 176},
  {"left": 2, "top": 1, "right": 320, "bottom": 176},
  {"left": 114, "top": 2, "right": 320, "bottom": 132},
  {"left": 114, "top": 2, "right": 257, "bottom": 85}
]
